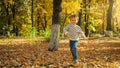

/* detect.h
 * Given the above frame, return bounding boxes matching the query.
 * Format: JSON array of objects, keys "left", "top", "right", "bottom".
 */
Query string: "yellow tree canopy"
[{"left": 62, "top": 1, "right": 81, "bottom": 14}]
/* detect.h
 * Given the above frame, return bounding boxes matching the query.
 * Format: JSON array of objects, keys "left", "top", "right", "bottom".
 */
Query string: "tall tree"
[
  {"left": 105, "top": 0, "right": 114, "bottom": 37},
  {"left": 48, "top": 0, "right": 62, "bottom": 51},
  {"left": 83, "top": 0, "right": 89, "bottom": 37},
  {"left": 31, "top": 0, "right": 34, "bottom": 27},
  {"left": 106, "top": 0, "right": 114, "bottom": 31},
  {"left": 1, "top": 1, "right": 12, "bottom": 36},
  {"left": 78, "top": 2, "right": 82, "bottom": 26},
  {"left": 12, "top": 0, "right": 19, "bottom": 36}
]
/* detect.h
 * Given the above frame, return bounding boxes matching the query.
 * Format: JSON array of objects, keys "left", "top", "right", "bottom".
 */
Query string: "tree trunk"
[
  {"left": 37, "top": 11, "right": 40, "bottom": 35},
  {"left": 106, "top": 0, "right": 114, "bottom": 37},
  {"left": 78, "top": 9, "right": 82, "bottom": 26},
  {"left": 77, "top": 3, "right": 82, "bottom": 26},
  {"left": 2, "top": 2, "right": 11, "bottom": 36},
  {"left": 31, "top": 0, "right": 34, "bottom": 27},
  {"left": 13, "top": 25, "right": 18, "bottom": 36},
  {"left": 83, "top": 0, "right": 89, "bottom": 37},
  {"left": 48, "top": 0, "right": 62, "bottom": 51},
  {"left": 115, "top": 17, "right": 119, "bottom": 31},
  {"left": 41, "top": 13, "right": 47, "bottom": 31},
  {"left": 106, "top": 0, "right": 114, "bottom": 31},
  {"left": 12, "top": 0, "right": 18, "bottom": 36},
  {"left": 44, "top": 13, "right": 47, "bottom": 31},
  {"left": 48, "top": 24, "right": 60, "bottom": 51},
  {"left": 43, "top": 1, "right": 47, "bottom": 31}
]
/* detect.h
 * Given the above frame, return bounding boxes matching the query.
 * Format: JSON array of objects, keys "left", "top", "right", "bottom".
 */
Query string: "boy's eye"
[{"left": 72, "top": 20, "right": 76, "bottom": 21}]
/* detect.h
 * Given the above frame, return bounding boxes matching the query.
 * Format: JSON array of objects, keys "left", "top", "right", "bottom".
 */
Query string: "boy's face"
[{"left": 70, "top": 17, "right": 78, "bottom": 25}]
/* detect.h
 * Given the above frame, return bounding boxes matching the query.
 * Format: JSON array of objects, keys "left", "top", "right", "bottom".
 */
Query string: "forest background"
[
  {"left": 0, "top": 0, "right": 120, "bottom": 67},
  {"left": 0, "top": 0, "right": 120, "bottom": 40}
]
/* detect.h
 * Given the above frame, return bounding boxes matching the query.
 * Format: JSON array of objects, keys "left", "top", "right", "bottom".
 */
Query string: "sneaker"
[{"left": 74, "top": 60, "right": 79, "bottom": 64}]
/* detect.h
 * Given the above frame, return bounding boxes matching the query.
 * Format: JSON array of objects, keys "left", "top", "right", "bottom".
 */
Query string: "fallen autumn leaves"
[{"left": 0, "top": 38, "right": 120, "bottom": 68}]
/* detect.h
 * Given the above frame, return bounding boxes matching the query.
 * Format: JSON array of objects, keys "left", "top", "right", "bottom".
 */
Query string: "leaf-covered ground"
[{"left": 0, "top": 37, "right": 120, "bottom": 68}]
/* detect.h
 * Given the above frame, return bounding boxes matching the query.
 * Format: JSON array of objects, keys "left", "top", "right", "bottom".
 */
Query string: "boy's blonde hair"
[{"left": 69, "top": 14, "right": 79, "bottom": 19}]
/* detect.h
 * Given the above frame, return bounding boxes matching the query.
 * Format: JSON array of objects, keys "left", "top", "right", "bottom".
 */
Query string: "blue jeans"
[{"left": 69, "top": 40, "right": 78, "bottom": 61}]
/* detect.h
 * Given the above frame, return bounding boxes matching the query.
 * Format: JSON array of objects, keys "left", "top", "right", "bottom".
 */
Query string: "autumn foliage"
[{"left": 0, "top": 38, "right": 120, "bottom": 67}]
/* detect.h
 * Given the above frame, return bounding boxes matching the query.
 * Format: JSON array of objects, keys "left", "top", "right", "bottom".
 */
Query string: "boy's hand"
[
  {"left": 66, "top": 32, "right": 70, "bottom": 38},
  {"left": 77, "top": 32, "right": 82, "bottom": 34}
]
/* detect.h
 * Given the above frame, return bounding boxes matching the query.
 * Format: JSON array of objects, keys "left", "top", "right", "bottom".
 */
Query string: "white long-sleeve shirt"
[{"left": 63, "top": 24, "right": 86, "bottom": 40}]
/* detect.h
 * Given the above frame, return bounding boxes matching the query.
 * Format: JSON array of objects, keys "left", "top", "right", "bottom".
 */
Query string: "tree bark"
[
  {"left": 48, "top": 24, "right": 60, "bottom": 51},
  {"left": 2, "top": 2, "right": 11, "bottom": 36},
  {"left": 105, "top": 0, "right": 114, "bottom": 37},
  {"left": 77, "top": 3, "right": 82, "bottom": 26},
  {"left": 83, "top": 0, "right": 89, "bottom": 37},
  {"left": 31, "top": 0, "right": 34, "bottom": 27},
  {"left": 106, "top": 0, "right": 114, "bottom": 31},
  {"left": 44, "top": 13, "right": 47, "bottom": 31},
  {"left": 78, "top": 9, "right": 82, "bottom": 26},
  {"left": 115, "top": 17, "right": 119, "bottom": 31},
  {"left": 12, "top": 0, "right": 19, "bottom": 36},
  {"left": 48, "top": 0, "right": 62, "bottom": 51},
  {"left": 37, "top": 11, "right": 40, "bottom": 35}
]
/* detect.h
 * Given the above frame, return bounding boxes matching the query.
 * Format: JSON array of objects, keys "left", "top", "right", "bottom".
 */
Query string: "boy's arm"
[
  {"left": 81, "top": 32, "right": 87, "bottom": 39},
  {"left": 78, "top": 26, "right": 87, "bottom": 39},
  {"left": 63, "top": 25, "right": 70, "bottom": 37}
]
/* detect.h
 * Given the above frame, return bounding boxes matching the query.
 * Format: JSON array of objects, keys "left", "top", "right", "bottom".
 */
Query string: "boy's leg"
[{"left": 69, "top": 40, "right": 78, "bottom": 62}]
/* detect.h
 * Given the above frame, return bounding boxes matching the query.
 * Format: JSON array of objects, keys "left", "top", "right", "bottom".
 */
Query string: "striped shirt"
[{"left": 63, "top": 24, "right": 86, "bottom": 40}]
